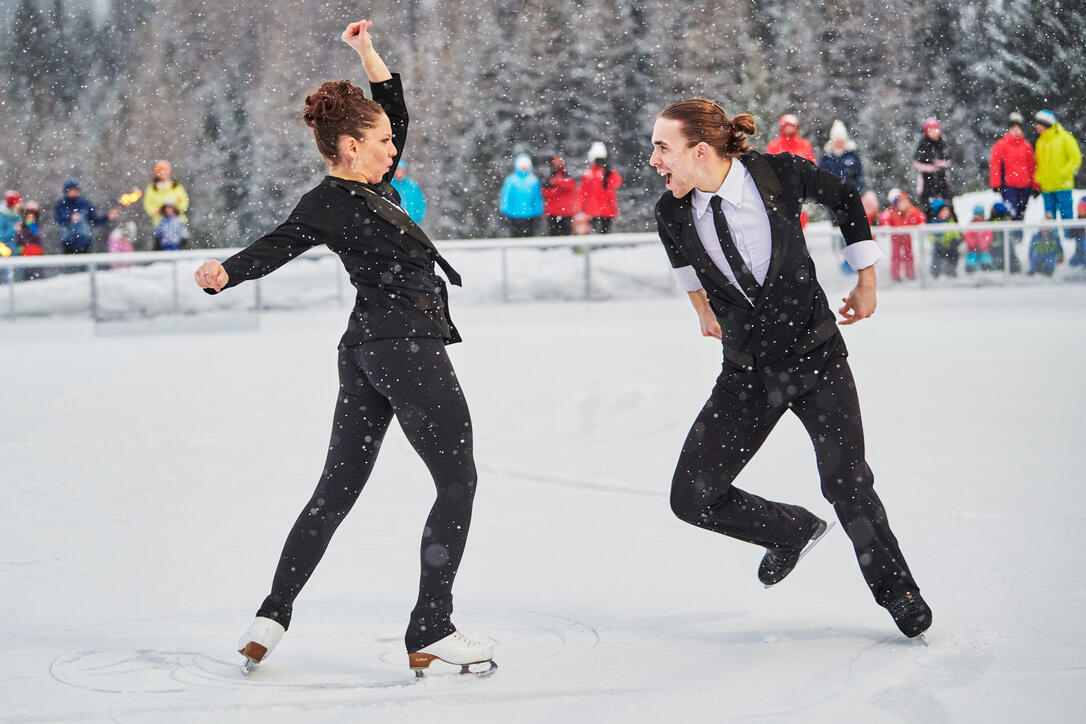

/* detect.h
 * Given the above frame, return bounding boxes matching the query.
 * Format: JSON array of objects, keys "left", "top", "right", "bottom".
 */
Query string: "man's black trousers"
[
  {"left": 670, "top": 355, "right": 919, "bottom": 605},
  {"left": 255, "top": 337, "right": 477, "bottom": 653}
]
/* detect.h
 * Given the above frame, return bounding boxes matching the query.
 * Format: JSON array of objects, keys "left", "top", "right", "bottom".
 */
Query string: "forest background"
[{"left": 1, "top": 0, "right": 1082, "bottom": 245}]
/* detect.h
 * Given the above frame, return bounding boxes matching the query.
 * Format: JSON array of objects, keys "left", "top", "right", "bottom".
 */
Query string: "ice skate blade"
[
  {"left": 410, "top": 653, "right": 498, "bottom": 679},
  {"left": 913, "top": 633, "right": 930, "bottom": 647},
  {"left": 241, "top": 658, "right": 257, "bottom": 675}
]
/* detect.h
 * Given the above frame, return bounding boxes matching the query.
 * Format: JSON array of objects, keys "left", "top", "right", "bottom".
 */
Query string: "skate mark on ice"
[
  {"left": 478, "top": 463, "right": 657, "bottom": 497},
  {"left": 49, "top": 607, "right": 598, "bottom": 699},
  {"left": 49, "top": 649, "right": 193, "bottom": 694}
]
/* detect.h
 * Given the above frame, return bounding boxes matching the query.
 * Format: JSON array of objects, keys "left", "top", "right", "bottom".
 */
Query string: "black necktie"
[
  {"left": 709, "top": 195, "right": 761, "bottom": 301},
  {"left": 341, "top": 180, "right": 462, "bottom": 287}
]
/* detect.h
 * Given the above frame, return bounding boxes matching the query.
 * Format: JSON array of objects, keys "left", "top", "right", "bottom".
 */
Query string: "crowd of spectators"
[
  {"left": 768, "top": 108, "right": 1083, "bottom": 280},
  {"left": 0, "top": 160, "right": 191, "bottom": 282},
  {"left": 499, "top": 141, "right": 623, "bottom": 238},
  {"left": 2, "top": 110, "right": 1083, "bottom": 283}
]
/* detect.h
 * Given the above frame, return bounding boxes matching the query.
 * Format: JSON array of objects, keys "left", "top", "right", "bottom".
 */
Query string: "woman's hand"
[
  {"left": 341, "top": 20, "right": 374, "bottom": 56},
  {"left": 341, "top": 19, "right": 391, "bottom": 82},
  {"left": 194, "top": 260, "right": 229, "bottom": 292}
]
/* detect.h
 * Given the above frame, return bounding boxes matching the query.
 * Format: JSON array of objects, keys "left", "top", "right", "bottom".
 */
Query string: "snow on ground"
[{"left": 2, "top": 247, "right": 1086, "bottom": 723}]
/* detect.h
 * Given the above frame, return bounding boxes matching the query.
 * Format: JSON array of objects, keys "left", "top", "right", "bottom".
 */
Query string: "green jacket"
[{"left": 1034, "top": 123, "right": 1082, "bottom": 192}]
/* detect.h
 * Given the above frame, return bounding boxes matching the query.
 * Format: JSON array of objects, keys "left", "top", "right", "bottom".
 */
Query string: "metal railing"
[{"left": 1, "top": 220, "right": 1083, "bottom": 321}]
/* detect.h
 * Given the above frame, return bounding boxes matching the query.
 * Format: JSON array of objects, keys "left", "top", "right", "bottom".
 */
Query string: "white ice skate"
[
  {"left": 237, "top": 616, "right": 285, "bottom": 674},
  {"left": 409, "top": 630, "right": 497, "bottom": 678}
]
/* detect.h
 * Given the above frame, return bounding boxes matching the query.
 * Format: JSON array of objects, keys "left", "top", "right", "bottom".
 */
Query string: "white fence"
[{"left": 1, "top": 220, "right": 1083, "bottom": 321}]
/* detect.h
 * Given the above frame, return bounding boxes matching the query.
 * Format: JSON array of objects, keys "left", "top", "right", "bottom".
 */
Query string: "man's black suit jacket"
[
  {"left": 655, "top": 150, "right": 873, "bottom": 393},
  {"left": 206, "top": 74, "right": 462, "bottom": 347}
]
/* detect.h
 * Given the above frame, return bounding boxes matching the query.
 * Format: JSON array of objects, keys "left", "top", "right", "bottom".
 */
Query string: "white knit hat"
[
  {"left": 587, "top": 141, "right": 607, "bottom": 162},
  {"left": 829, "top": 120, "right": 849, "bottom": 142}
]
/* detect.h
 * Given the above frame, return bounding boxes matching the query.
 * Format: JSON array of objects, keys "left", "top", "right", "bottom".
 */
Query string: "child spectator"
[
  {"left": 928, "top": 199, "right": 962, "bottom": 278},
  {"left": 14, "top": 202, "right": 45, "bottom": 281},
  {"left": 1029, "top": 214, "right": 1062, "bottom": 276},
  {"left": 878, "top": 189, "right": 926, "bottom": 281},
  {"left": 987, "top": 201, "right": 1021, "bottom": 273},
  {"left": 108, "top": 222, "right": 137, "bottom": 268},
  {"left": 962, "top": 205, "right": 995, "bottom": 272},
  {"left": 153, "top": 198, "right": 190, "bottom": 251},
  {"left": 1069, "top": 197, "right": 1086, "bottom": 268}
]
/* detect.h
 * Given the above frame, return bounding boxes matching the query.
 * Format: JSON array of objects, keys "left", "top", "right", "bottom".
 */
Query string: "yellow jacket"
[
  {"left": 142, "top": 181, "right": 190, "bottom": 225},
  {"left": 1034, "top": 124, "right": 1082, "bottom": 192}
]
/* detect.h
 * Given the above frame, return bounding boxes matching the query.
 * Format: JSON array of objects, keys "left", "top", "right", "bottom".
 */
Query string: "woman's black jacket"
[{"left": 205, "top": 74, "right": 462, "bottom": 347}]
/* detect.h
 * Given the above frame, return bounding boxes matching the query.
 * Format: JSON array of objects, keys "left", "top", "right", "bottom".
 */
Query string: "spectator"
[
  {"left": 1033, "top": 110, "right": 1082, "bottom": 237},
  {"left": 1, "top": 190, "right": 20, "bottom": 283},
  {"left": 1028, "top": 214, "right": 1062, "bottom": 276},
  {"left": 542, "top": 156, "right": 578, "bottom": 235},
  {"left": 765, "top": 113, "right": 816, "bottom": 163},
  {"left": 962, "top": 205, "right": 995, "bottom": 273},
  {"left": 861, "top": 191, "right": 880, "bottom": 226},
  {"left": 579, "top": 142, "right": 623, "bottom": 233},
  {"left": 54, "top": 179, "right": 118, "bottom": 254},
  {"left": 142, "top": 160, "right": 190, "bottom": 232},
  {"left": 15, "top": 202, "right": 45, "bottom": 280},
  {"left": 108, "top": 221, "right": 137, "bottom": 269},
  {"left": 987, "top": 201, "right": 1022, "bottom": 273},
  {"left": 989, "top": 112, "right": 1036, "bottom": 225},
  {"left": 390, "top": 160, "right": 427, "bottom": 224},
  {"left": 878, "top": 189, "right": 926, "bottom": 281},
  {"left": 927, "top": 198, "right": 962, "bottom": 278},
  {"left": 153, "top": 198, "right": 190, "bottom": 251},
  {"left": 819, "top": 120, "right": 864, "bottom": 193},
  {"left": 499, "top": 153, "right": 543, "bottom": 237},
  {"left": 1070, "top": 197, "right": 1086, "bottom": 267},
  {"left": 914, "top": 117, "right": 953, "bottom": 216}
]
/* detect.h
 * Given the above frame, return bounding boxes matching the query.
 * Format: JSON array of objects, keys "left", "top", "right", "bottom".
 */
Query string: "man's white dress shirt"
[{"left": 672, "top": 159, "right": 884, "bottom": 304}]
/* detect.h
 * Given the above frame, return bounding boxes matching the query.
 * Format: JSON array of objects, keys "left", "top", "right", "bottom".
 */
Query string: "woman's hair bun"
[
  {"left": 302, "top": 80, "right": 384, "bottom": 161},
  {"left": 304, "top": 81, "right": 366, "bottom": 129}
]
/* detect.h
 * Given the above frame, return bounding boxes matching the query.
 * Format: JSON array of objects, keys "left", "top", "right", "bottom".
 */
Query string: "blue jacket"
[
  {"left": 54, "top": 196, "right": 109, "bottom": 251},
  {"left": 0, "top": 205, "right": 19, "bottom": 245},
  {"left": 819, "top": 148, "right": 865, "bottom": 194},
  {"left": 390, "top": 175, "right": 427, "bottom": 224},
  {"left": 500, "top": 169, "right": 543, "bottom": 219}
]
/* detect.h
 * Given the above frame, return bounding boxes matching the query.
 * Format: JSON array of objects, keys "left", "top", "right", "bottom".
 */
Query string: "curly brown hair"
[
  {"left": 659, "top": 99, "right": 755, "bottom": 158},
  {"left": 303, "top": 80, "right": 385, "bottom": 161}
]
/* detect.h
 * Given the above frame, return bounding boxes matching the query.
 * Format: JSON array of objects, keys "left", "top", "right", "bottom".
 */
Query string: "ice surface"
[{"left": 2, "top": 270, "right": 1085, "bottom": 722}]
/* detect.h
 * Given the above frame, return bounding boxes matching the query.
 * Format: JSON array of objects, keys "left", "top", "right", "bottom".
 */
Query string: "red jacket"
[
  {"left": 766, "top": 135, "right": 816, "bottom": 163},
  {"left": 878, "top": 206, "right": 926, "bottom": 243},
  {"left": 542, "top": 173, "right": 579, "bottom": 217},
  {"left": 989, "top": 133, "right": 1037, "bottom": 190},
  {"left": 579, "top": 164, "right": 622, "bottom": 218}
]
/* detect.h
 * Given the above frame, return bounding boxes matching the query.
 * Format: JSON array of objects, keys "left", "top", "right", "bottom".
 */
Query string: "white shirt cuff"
[
  {"left": 844, "top": 240, "right": 885, "bottom": 271},
  {"left": 672, "top": 265, "right": 703, "bottom": 292}
]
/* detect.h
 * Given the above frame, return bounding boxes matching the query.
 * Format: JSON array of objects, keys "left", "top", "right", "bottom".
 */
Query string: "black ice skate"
[
  {"left": 758, "top": 517, "right": 833, "bottom": 587},
  {"left": 886, "top": 590, "right": 932, "bottom": 640}
]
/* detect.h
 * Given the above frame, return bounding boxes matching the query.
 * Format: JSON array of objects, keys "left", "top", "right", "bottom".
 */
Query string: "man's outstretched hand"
[{"left": 838, "top": 279, "right": 876, "bottom": 325}]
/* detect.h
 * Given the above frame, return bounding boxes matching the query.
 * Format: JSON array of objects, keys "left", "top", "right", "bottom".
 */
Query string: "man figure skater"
[{"left": 649, "top": 98, "right": 931, "bottom": 639}]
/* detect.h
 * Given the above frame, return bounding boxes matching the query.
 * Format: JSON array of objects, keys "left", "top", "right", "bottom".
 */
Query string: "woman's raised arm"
[{"left": 342, "top": 20, "right": 391, "bottom": 83}]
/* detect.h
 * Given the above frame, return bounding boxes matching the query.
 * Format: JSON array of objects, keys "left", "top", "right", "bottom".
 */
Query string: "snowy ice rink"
[{"left": 3, "top": 260, "right": 1086, "bottom": 722}]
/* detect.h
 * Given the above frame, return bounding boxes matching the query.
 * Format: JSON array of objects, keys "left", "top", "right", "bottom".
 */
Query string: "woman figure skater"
[{"left": 194, "top": 19, "right": 493, "bottom": 677}]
